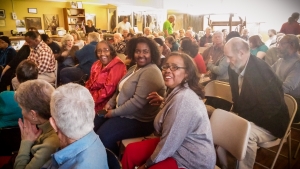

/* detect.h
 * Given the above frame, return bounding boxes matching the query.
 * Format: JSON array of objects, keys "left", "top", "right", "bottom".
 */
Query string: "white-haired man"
[
  {"left": 45, "top": 83, "right": 109, "bottom": 169},
  {"left": 113, "top": 33, "right": 126, "bottom": 54},
  {"left": 224, "top": 37, "right": 289, "bottom": 169},
  {"left": 199, "top": 27, "right": 212, "bottom": 47},
  {"left": 144, "top": 27, "right": 152, "bottom": 36}
]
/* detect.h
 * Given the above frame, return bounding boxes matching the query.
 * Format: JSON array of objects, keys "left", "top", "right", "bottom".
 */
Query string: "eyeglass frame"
[{"left": 161, "top": 64, "right": 186, "bottom": 71}]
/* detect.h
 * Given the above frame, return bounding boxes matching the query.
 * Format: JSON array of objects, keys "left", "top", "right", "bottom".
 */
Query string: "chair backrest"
[
  {"left": 205, "top": 80, "right": 232, "bottom": 103},
  {"left": 0, "top": 126, "right": 21, "bottom": 156},
  {"left": 117, "top": 53, "right": 126, "bottom": 63},
  {"left": 284, "top": 94, "right": 298, "bottom": 119},
  {"left": 210, "top": 109, "right": 251, "bottom": 160},
  {"left": 106, "top": 148, "right": 121, "bottom": 169}
]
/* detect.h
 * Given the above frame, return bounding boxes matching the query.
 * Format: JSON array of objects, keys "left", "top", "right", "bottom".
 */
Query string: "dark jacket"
[
  {"left": 199, "top": 35, "right": 212, "bottom": 47},
  {"left": 228, "top": 54, "right": 289, "bottom": 138},
  {"left": 75, "top": 41, "right": 97, "bottom": 76}
]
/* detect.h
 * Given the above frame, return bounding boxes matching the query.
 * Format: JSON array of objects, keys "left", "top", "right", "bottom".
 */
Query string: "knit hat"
[{"left": 0, "top": 36, "right": 11, "bottom": 46}]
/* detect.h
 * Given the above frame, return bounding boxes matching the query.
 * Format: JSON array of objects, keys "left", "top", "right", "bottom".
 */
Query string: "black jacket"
[{"left": 228, "top": 54, "right": 289, "bottom": 138}]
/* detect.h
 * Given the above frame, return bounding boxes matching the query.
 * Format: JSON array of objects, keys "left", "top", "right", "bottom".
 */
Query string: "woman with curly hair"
[{"left": 94, "top": 37, "right": 166, "bottom": 155}]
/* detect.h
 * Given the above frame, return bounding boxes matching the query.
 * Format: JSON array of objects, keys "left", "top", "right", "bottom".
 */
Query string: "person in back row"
[
  {"left": 271, "top": 34, "right": 300, "bottom": 122},
  {"left": 280, "top": 12, "right": 300, "bottom": 35},
  {"left": 42, "top": 83, "right": 109, "bottom": 169},
  {"left": 60, "top": 32, "right": 99, "bottom": 84},
  {"left": 224, "top": 37, "right": 289, "bottom": 169},
  {"left": 40, "top": 34, "right": 60, "bottom": 58},
  {"left": 12, "top": 31, "right": 56, "bottom": 90}
]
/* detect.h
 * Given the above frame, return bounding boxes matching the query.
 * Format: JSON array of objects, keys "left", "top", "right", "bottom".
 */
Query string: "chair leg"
[
  {"left": 294, "top": 141, "right": 300, "bottom": 159},
  {"left": 288, "top": 134, "right": 292, "bottom": 169},
  {"left": 270, "top": 136, "right": 287, "bottom": 169}
]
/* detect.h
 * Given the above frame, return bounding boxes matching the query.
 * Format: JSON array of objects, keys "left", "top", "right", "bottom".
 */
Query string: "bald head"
[{"left": 224, "top": 37, "right": 250, "bottom": 74}]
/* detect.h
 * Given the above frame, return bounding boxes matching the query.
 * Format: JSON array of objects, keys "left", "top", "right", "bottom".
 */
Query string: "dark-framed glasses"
[{"left": 161, "top": 64, "right": 186, "bottom": 71}]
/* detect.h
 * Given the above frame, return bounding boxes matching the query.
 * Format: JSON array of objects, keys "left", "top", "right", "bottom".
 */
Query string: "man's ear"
[{"left": 49, "top": 117, "right": 58, "bottom": 133}]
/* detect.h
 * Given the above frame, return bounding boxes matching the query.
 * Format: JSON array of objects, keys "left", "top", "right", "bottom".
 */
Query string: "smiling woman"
[
  {"left": 93, "top": 37, "right": 166, "bottom": 155},
  {"left": 85, "top": 40, "right": 127, "bottom": 112}
]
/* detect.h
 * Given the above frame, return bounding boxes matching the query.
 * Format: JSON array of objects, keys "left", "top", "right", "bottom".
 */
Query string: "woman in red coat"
[{"left": 85, "top": 40, "right": 127, "bottom": 112}]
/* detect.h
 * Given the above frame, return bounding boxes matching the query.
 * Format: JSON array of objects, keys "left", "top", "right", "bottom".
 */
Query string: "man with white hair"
[
  {"left": 113, "top": 33, "right": 126, "bottom": 54},
  {"left": 144, "top": 27, "right": 152, "bottom": 36},
  {"left": 60, "top": 32, "right": 99, "bottom": 84},
  {"left": 122, "top": 29, "right": 129, "bottom": 40},
  {"left": 45, "top": 83, "right": 108, "bottom": 168},
  {"left": 205, "top": 31, "right": 229, "bottom": 81},
  {"left": 185, "top": 30, "right": 196, "bottom": 42},
  {"left": 224, "top": 37, "right": 289, "bottom": 169},
  {"left": 240, "top": 28, "right": 249, "bottom": 41},
  {"left": 163, "top": 15, "right": 176, "bottom": 37}
]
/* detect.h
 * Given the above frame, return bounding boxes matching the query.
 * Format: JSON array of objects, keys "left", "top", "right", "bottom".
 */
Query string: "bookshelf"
[{"left": 63, "top": 8, "right": 86, "bottom": 31}]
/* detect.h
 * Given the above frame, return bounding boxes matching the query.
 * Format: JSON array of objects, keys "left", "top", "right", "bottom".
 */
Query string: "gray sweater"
[
  {"left": 271, "top": 53, "right": 300, "bottom": 98},
  {"left": 108, "top": 64, "right": 166, "bottom": 122},
  {"left": 146, "top": 83, "right": 216, "bottom": 169},
  {"left": 207, "top": 56, "right": 229, "bottom": 81}
]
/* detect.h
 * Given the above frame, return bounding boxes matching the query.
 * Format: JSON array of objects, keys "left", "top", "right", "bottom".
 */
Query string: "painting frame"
[
  {"left": 43, "top": 14, "right": 59, "bottom": 31},
  {"left": 0, "top": 9, "right": 5, "bottom": 19},
  {"left": 28, "top": 8, "right": 37, "bottom": 14},
  {"left": 77, "top": 1, "right": 83, "bottom": 8},
  {"left": 0, "top": 20, "right": 5, "bottom": 27},
  {"left": 25, "top": 17, "right": 42, "bottom": 29}
]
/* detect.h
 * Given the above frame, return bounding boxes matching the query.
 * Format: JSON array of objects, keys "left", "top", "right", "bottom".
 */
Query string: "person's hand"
[
  {"left": 104, "top": 110, "right": 113, "bottom": 118},
  {"left": 18, "top": 118, "right": 42, "bottom": 142},
  {"left": 137, "top": 164, "right": 146, "bottom": 169},
  {"left": 103, "top": 103, "right": 112, "bottom": 111},
  {"left": 147, "top": 92, "right": 163, "bottom": 106},
  {"left": 208, "top": 55, "right": 213, "bottom": 63},
  {"left": 61, "top": 51, "right": 69, "bottom": 57}
]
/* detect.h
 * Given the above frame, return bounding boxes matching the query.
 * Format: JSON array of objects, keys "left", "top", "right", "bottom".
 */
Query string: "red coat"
[
  {"left": 85, "top": 57, "right": 127, "bottom": 112},
  {"left": 193, "top": 53, "right": 206, "bottom": 74},
  {"left": 280, "top": 21, "right": 300, "bottom": 35}
]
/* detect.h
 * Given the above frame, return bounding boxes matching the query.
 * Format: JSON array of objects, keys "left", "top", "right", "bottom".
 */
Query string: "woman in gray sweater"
[
  {"left": 121, "top": 53, "right": 216, "bottom": 169},
  {"left": 94, "top": 37, "right": 166, "bottom": 154}
]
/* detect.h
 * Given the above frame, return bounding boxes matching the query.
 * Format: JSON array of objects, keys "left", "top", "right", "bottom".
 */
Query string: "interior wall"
[{"left": 0, "top": 0, "right": 108, "bottom": 36}]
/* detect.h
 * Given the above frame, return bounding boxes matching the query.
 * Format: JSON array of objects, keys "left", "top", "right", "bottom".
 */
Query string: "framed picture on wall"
[
  {"left": 77, "top": 1, "right": 83, "bottom": 8},
  {"left": 25, "top": 17, "right": 42, "bottom": 29},
  {"left": 43, "top": 14, "right": 59, "bottom": 31},
  {"left": 28, "top": 8, "right": 37, "bottom": 14},
  {"left": 0, "top": 9, "right": 5, "bottom": 18},
  {"left": 0, "top": 20, "right": 5, "bottom": 26}
]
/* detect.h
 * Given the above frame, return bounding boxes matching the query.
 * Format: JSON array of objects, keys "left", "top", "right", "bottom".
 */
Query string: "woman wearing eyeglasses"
[
  {"left": 85, "top": 40, "right": 127, "bottom": 112},
  {"left": 93, "top": 37, "right": 166, "bottom": 155},
  {"left": 121, "top": 52, "right": 216, "bottom": 169}
]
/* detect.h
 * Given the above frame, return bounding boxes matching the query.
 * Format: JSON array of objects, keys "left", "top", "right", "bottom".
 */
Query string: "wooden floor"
[{"left": 254, "top": 124, "right": 300, "bottom": 169}]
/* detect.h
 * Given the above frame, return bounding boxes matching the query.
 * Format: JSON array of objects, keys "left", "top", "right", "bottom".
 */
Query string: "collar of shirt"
[{"left": 52, "top": 131, "right": 98, "bottom": 167}]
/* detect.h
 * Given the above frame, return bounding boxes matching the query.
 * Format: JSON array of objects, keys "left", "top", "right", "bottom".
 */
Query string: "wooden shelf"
[{"left": 63, "top": 8, "right": 86, "bottom": 31}]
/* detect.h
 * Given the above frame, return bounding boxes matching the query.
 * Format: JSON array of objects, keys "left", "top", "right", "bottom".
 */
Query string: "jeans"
[
  {"left": 94, "top": 116, "right": 154, "bottom": 155},
  {"left": 60, "top": 66, "right": 85, "bottom": 85}
]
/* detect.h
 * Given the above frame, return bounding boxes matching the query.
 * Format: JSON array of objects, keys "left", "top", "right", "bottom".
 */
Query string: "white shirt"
[{"left": 116, "top": 21, "right": 132, "bottom": 33}]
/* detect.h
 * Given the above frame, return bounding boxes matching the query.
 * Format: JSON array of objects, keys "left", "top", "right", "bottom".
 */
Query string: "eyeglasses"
[
  {"left": 161, "top": 64, "right": 186, "bottom": 71},
  {"left": 96, "top": 48, "right": 110, "bottom": 54}
]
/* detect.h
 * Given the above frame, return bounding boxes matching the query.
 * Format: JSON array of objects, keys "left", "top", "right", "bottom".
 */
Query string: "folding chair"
[
  {"left": 106, "top": 148, "right": 121, "bottom": 169},
  {"left": 210, "top": 109, "right": 251, "bottom": 169},
  {"left": 255, "top": 94, "right": 297, "bottom": 169},
  {"left": 204, "top": 80, "right": 233, "bottom": 111}
]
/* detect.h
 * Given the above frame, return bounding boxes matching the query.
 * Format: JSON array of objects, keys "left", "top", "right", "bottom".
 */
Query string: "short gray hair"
[
  {"left": 88, "top": 32, "right": 100, "bottom": 42},
  {"left": 15, "top": 79, "right": 55, "bottom": 120},
  {"left": 50, "top": 83, "right": 95, "bottom": 140}
]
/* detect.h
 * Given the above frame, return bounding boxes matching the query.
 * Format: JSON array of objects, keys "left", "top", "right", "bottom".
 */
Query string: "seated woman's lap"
[
  {"left": 94, "top": 116, "right": 154, "bottom": 154},
  {"left": 121, "top": 138, "right": 181, "bottom": 169}
]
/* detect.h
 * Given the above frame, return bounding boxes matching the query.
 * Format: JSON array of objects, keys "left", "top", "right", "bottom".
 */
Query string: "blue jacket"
[
  {"left": 0, "top": 91, "right": 22, "bottom": 128},
  {"left": 75, "top": 41, "right": 97, "bottom": 76},
  {"left": 43, "top": 131, "right": 108, "bottom": 169}
]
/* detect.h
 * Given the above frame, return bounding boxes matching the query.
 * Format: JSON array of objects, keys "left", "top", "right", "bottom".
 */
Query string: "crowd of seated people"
[{"left": 0, "top": 11, "right": 300, "bottom": 169}]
